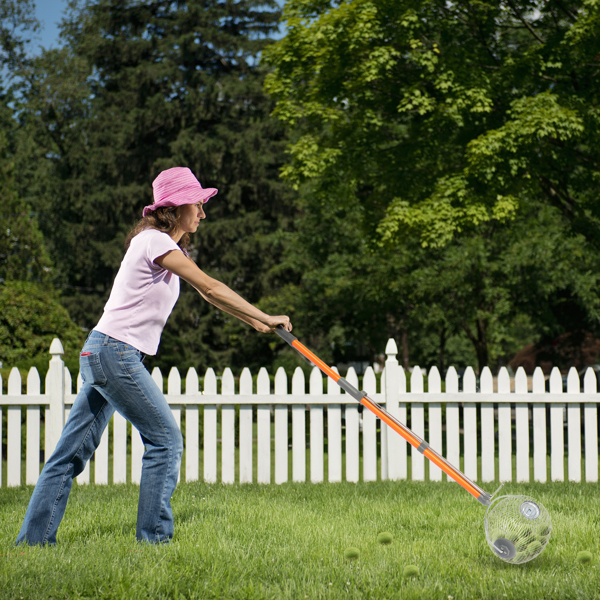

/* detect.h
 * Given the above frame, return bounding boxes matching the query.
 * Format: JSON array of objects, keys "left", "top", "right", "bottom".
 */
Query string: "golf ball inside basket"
[{"left": 484, "top": 495, "right": 551, "bottom": 564}]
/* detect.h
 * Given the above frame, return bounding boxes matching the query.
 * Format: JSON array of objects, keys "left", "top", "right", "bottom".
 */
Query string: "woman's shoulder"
[
  {"left": 136, "top": 227, "right": 170, "bottom": 238},
  {"left": 130, "top": 228, "right": 182, "bottom": 262},
  {"left": 134, "top": 228, "right": 178, "bottom": 245}
]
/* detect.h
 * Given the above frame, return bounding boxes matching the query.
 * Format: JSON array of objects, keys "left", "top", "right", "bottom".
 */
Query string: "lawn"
[{"left": 0, "top": 480, "right": 598, "bottom": 599}]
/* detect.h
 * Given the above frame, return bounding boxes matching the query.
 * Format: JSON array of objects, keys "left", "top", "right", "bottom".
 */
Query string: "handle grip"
[{"left": 275, "top": 324, "right": 296, "bottom": 345}]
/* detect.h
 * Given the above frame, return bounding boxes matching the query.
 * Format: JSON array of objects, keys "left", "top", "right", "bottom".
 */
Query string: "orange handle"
[{"left": 276, "top": 327, "right": 491, "bottom": 505}]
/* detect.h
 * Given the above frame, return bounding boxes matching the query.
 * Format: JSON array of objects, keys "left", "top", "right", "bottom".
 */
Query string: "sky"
[
  {"left": 32, "top": 0, "right": 71, "bottom": 52},
  {"left": 31, "top": 0, "right": 286, "bottom": 53}
]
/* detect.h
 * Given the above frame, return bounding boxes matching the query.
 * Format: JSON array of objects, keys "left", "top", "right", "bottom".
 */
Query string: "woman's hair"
[{"left": 125, "top": 206, "right": 190, "bottom": 252}]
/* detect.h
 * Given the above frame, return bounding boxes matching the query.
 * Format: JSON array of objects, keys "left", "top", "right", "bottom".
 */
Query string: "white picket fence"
[{"left": 1, "top": 338, "right": 599, "bottom": 488}]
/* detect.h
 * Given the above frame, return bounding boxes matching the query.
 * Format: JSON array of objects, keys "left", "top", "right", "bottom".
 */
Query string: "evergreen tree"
[
  {"left": 0, "top": 133, "right": 52, "bottom": 284},
  {"left": 15, "top": 0, "right": 297, "bottom": 374},
  {"left": 0, "top": 0, "right": 84, "bottom": 372}
]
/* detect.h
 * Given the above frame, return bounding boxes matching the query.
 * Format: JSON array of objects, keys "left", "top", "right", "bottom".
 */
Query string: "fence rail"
[{"left": 1, "top": 338, "right": 599, "bottom": 488}]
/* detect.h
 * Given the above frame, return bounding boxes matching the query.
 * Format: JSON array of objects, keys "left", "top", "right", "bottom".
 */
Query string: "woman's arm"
[
  {"left": 197, "top": 289, "right": 271, "bottom": 331},
  {"left": 155, "top": 250, "right": 291, "bottom": 333}
]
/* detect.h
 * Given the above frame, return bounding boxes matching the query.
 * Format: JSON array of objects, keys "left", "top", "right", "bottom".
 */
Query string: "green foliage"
[
  {"left": 0, "top": 281, "right": 85, "bottom": 368},
  {"left": 0, "top": 133, "right": 52, "bottom": 285},
  {"left": 265, "top": 0, "right": 600, "bottom": 246},
  {"left": 2, "top": 0, "right": 600, "bottom": 374},
  {"left": 9, "top": 0, "right": 298, "bottom": 374},
  {"left": 0, "top": 0, "right": 38, "bottom": 72},
  {"left": 262, "top": 0, "right": 600, "bottom": 371}
]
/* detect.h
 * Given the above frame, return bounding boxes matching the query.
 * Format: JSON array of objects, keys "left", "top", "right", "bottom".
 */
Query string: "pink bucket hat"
[{"left": 143, "top": 167, "right": 218, "bottom": 217}]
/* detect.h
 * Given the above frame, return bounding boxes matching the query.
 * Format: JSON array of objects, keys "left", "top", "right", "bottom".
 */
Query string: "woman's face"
[{"left": 178, "top": 202, "right": 206, "bottom": 234}]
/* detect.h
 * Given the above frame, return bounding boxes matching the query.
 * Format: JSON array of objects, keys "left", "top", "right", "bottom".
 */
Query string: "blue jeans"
[{"left": 16, "top": 331, "right": 183, "bottom": 545}]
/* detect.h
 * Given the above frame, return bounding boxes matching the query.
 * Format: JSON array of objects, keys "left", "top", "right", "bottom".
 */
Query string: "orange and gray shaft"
[{"left": 276, "top": 327, "right": 491, "bottom": 506}]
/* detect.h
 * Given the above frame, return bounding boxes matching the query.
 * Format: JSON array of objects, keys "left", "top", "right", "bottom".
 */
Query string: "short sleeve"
[{"left": 144, "top": 229, "right": 182, "bottom": 265}]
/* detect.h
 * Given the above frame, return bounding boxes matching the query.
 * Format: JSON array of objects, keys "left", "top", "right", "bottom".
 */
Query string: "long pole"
[{"left": 276, "top": 327, "right": 491, "bottom": 506}]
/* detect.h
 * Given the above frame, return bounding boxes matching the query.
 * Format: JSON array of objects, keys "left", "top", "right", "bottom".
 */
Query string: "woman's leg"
[
  {"left": 86, "top": 335, "right": 183, "bottom": 543},
  {"left": 16, "top": 382, "right": 114, "bottom": 545},
  {"left": 17, "top": 331, "right": 182, "bottom": 545}
]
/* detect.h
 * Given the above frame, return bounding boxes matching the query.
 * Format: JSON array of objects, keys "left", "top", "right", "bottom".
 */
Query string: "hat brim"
[{"left": 142, "top": 187, "right": 218, "bottom": 217}]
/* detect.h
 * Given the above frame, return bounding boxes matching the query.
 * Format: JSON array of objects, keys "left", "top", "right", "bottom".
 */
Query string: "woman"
[{"left": 16, "top": 167, "right": 291, "bottom": 545}]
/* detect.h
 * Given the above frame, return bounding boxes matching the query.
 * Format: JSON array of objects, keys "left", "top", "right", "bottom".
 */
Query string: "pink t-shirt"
[{"left": 95, "top": 229, "right": 182, "bottom": 355}]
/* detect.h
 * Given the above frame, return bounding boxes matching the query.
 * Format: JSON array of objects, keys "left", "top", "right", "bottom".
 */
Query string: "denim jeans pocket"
[
  {"left": 80, "top": 353, "right": 108, "bottom": 387},
  {"left": 119, "top": 350, "right": 146, "bottom": 375}
]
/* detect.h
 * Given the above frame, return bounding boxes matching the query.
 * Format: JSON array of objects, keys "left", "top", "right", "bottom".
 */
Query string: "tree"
[
  {"left": 0, "top": 0, "right": 85, "bottom": 375},
  {"left": 404, "top": 201, "right": 600, "bottom": 373},
  {"left": 261, "top": 0, "right": 600, "bottom": 370},
  {"left": 0, "top": 280, "right": 84, "bottom": 373},
  {"left": 13, "top": 0, "right": 298, "bottom": 374},
  {"left": 0, "top": 133, "right": 52, "bottom": 284},
  {"left": 264, "top": 0, "right": 600, "bottom": 246},
  {"left": 0, "top": 0, "right": 38, "bottom": 72},
  {"left": 0, "top": 1, "right": 50, "bottom": 284}
]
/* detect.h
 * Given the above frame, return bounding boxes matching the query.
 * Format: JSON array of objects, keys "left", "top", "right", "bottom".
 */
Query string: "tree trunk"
[
  {"left": 401, "top": 329, "right": 410, "bottom": 371},
  {"left": 438, "top": 325, "right": 447, "bottom": 377},
  {"left": 461, "top": 318, "right": 489, "bottom": 375},
  {"left": 475, "top": 318, "right": 489, "bottom": 374}
]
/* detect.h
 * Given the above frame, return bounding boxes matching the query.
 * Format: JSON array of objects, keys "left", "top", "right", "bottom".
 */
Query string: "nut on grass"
[
  {"left": 344, "top": 547, "right": 360, "bottom": 560},
  {"left": 576, "top": 551, "right": 593, "bottom": 564},
  {"left": 403, "top": 565, "right": 420, "bottom": 578},
  {"left": 377, "top": 532, "right": 393, "bottom": 545}
]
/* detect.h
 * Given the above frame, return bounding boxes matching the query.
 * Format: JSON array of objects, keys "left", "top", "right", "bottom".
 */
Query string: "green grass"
[{"left": 1, "top": 480, "right": 599, "bottom": 599}]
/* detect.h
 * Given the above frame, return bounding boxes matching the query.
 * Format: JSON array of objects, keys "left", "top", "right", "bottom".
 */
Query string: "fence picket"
[
  {"left": 362, "top": 367, "right": 377, "bottom": 482},
  {"left": 498, "top": 367, "right": 512, "bottom": 482},
  {"left": 380, "top": 367, "right": 388, "bottom": 480},
  {"left": 515, "top": 367, "right": 529, "bottom": 483},
  {"left": 410, "top": 367, "right": 424, "bottom": 481},
  {"left": 445, "top": 367, "right": 460, "bottom": 483},
  {"left": 549, "top": 367, "right": 564, "bottom": 481},
  {"left": 583, "top": 368, "right": 598, "bottom": 482},
  {"left": 185, "top": 367, "right": 200, "bottom": 483},
  {"left": 310, "top": 368, "right": 324, "bottom": 483},
  {"left": 26, "top": 368, "right": 41, "bottom": 485},
  {"left": 203, "top": 368, "right": 217, "bottom": 483},
  {"left": 327, "top": 369, "right": 342, "bottom": 483},
  {"left": 221, "top": 368, "right": 235, "bottom": 484},
  {"left": 396, "top": 364, "right": 407, "bottom": 480},
  {"left": 345, "top": 368, "right": 359, "bottom": 483},
  {"left": 463, "top": 367, "right": 478, "bottom": 481},
  {"left": 383, "top": 340, "right": 398, "bottom": 480},
  {"left": 567, "top": 367, "right": 581, "bottom": 482},
  {"left": 167, "top": 368, "right": 182, "bottom": 484},
  {"left": 274, "top": 367, "right": 288, "bottom": 484},
  {"left": 428, "top": 367, "right": 442, "bottom": 481},
  {"left": 292, "top": 367, "right": 306, "bottom": 482},
  {"left": 480, "top": 367, "right": 495, "bottom": 482},
  {"left": 532, "top": 367, "right": 547, "bottom": 482},
  {"left": 8, "top": 369, "right": 22, "bottom": 487},
  {"left": 46, "top": 340, "right": 65, "bottom": 462},
  {"left": 168, "top": 367, "right": 182, "bottom": 430},
  {"left": 257, "top": 368, "right": 271, "bottom": 484},
  {"left": 239, "top": 368, "right": 253, "bottom": 484}
]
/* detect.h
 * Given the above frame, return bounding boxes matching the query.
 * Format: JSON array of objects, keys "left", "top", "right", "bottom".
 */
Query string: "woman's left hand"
[{"left": 262, "top": 315, "right": 292, "bottom": 333}]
